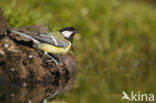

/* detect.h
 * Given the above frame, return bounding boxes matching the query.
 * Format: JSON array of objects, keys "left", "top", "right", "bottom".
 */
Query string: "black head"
[{"left": 59, "top": 27, "right": 79, "bottom": 43}]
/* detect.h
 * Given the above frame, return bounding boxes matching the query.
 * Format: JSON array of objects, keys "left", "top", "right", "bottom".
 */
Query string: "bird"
[{"left": 8, "top": 27, "right": 79, "bottom": 65}]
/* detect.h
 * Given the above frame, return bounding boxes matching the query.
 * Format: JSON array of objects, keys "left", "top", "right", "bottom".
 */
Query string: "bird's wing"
[{"left": 30, "top": 32, "right": 69, "bottom": 47}]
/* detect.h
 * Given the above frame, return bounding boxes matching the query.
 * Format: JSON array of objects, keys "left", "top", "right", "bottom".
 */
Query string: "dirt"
[{"left": 0, "top": 8, "right": 78, "bottom": 101}]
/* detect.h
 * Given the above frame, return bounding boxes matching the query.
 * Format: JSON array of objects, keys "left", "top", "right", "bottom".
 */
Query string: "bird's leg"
[{"left": 44, "top": 52, "right": 60, "bottom": 65}]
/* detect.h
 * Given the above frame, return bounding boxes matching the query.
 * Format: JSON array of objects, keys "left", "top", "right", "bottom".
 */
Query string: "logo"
[{"left": 121, "top": 91, "right": 154, "bottom": 102}]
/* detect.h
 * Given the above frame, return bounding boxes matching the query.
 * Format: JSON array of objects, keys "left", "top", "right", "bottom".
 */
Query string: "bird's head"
[{"left": 60, "top": 27, "right": 79, "bottom": 43}]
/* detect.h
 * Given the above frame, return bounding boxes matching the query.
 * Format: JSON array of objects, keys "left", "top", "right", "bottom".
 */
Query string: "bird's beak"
[{"left": 73, "top": 30, "right": 79, "bottom": 33}]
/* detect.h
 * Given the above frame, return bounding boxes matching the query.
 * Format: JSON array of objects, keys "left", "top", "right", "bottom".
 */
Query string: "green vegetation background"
[{"left": 1, "top": 0, "right": 156, "bottom": 103}]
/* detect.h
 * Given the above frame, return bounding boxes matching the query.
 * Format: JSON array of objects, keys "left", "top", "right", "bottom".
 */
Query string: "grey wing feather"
[{"left": 31, "top": 33, "right": 69, "bottom": 47}]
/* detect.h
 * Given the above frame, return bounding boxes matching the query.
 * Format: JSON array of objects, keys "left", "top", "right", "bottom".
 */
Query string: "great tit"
[{"left": 9, "top": 27, "right": 79, "bottom": 65}]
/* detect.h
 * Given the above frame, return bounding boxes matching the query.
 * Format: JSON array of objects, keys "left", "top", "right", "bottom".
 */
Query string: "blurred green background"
[{"left": 0, "top": 0, "right": 156, "bottom": 103}]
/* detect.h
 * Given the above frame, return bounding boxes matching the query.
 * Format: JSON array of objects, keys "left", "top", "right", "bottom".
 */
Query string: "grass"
[{"left": 1, "top": 0, "right": 156, "bottom": 103}]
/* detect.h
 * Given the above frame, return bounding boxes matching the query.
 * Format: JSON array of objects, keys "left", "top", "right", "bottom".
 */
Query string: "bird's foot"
[{"left": 44, "top": 52, "right": 60, "bottom": 65}]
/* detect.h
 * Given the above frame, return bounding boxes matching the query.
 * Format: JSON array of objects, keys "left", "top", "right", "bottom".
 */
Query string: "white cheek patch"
[{"left": 62, "top": 31, "right": 73, "bottom": 38}]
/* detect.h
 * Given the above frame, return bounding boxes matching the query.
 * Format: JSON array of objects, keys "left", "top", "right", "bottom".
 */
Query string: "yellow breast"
[{"left": 39, "top": 40, "right": 71, "bottom": 55}]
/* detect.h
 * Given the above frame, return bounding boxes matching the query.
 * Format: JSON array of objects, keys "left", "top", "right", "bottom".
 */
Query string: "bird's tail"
[{"left": 9, "top": 29, "right": 40, "bottom": 45}]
